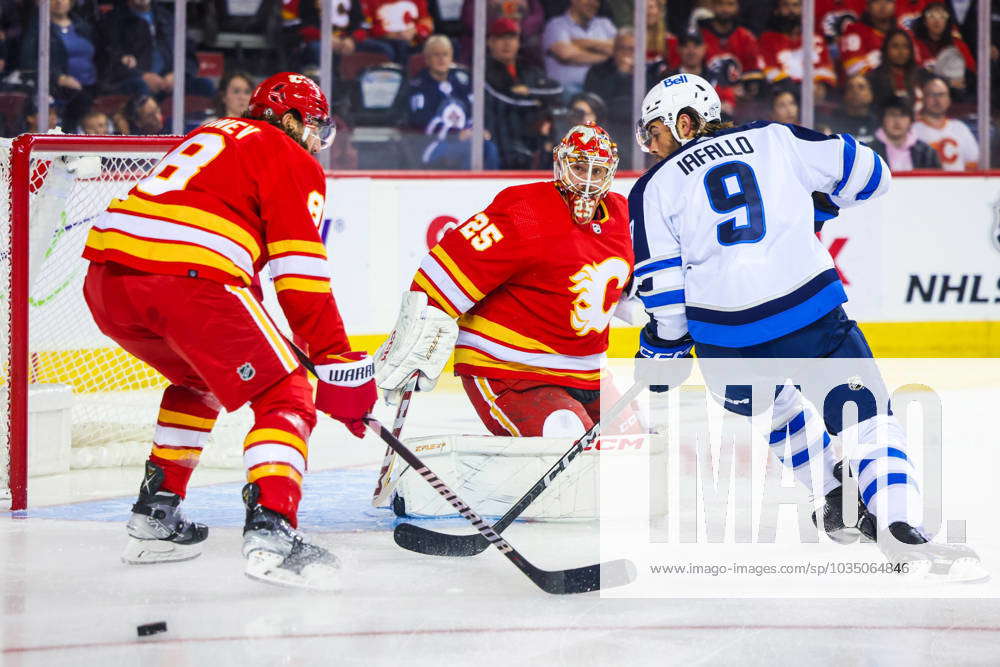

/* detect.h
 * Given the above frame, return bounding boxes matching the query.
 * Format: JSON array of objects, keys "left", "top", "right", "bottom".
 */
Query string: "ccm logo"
[
  {"left": 415, "top": 442, "right": 446, "bottom": 453},
  {"left": 583, "top": 436, "right": 647, "bottom": 451}
]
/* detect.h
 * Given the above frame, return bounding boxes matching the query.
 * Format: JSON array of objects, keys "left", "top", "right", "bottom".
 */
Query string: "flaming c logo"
[{"left": 569, "top": 257, "right": 631, "bottom": 336}]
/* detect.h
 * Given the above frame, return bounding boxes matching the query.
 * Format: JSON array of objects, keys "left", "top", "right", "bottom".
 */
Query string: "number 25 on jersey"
[{"left": 460, "top": 213, "right": 504, "bottom": 251}]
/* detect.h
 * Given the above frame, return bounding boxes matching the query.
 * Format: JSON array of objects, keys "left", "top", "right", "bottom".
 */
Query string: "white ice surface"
[{"left": 4, "top": 374, "right": 1000, "bottom": 666}]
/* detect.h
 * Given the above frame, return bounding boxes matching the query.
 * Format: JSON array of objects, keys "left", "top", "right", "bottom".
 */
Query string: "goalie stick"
[
  {"left": 370, "top": 371, "right": 419, "bottom": 507},
  {"left": 288, "top": 344, "right": 636, "bottom": 593},
  {"left": 363, "top": 417, "right": 637, "bottom": 594},
  {"left": 393, "top": 380, "right": 645, "bottom": 558}
]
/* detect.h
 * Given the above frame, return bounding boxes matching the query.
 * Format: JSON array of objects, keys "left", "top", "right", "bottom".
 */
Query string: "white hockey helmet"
[{"left": 636, "top": 73, "right": 722, "bottom": 150}]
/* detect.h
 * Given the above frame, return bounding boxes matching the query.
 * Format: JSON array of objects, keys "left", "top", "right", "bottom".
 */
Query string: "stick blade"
[
  {"left": 393, "top": 523, "right": 489, "bottom": 557},
  {"left": 530, "top": 558, "right": 638, "bottom": 595}
]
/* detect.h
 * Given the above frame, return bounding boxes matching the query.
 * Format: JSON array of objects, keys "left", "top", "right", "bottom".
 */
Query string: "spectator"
[
  {"left": 818, "top": 73, "right": 879, "bottom": 143},
  {"left": 656, "top": 30, "right": 738, "bottom": 117},
  {"left": 79, "top": 108, "right": 111, "bottom": 134},
  {"left": 697, "top": 0, "right": 765, "bottom": 100},
  {"left": 19, "top": 0, "right": 99, "bottom": 132},
  {"left": 895, "top": 0, "right": 926, "bottom": 30},
  {"left": 911, "top": 1, "right": 975, "bottom": 96},
  {"left": 839, "top": 0, "right": 898, "bottom": 77},
  {"left": 485, "top": 17, "right": 561, "bottom": 168},
  {"left": 99, "top": 0, "right": 213, "bottom": 98},
  {"left": 461, "top": 0, "right": 546, "bottom": 66},
  {"left": 759, "top": 0, "right": 836, "bottom": 98},
  {"left": 814, "top": 0, "right": 865, "bottom": 44},
  {"left": 583, "top": 28, "right": 634, "bottom": 122},
  {"left": 24, "top": 97, "right": 61, "bottom": 133},
  {"left": 407, "top": 35, "right": 499, "bottom": 169},
  {"left": 645, "top": 0, "right": 679, "bottom": 72},
  {"left": 868, "top": 95, "right": 941, "bottom": 170},
  {"left": 124, "top": 93, "right": 165, "bottom": 135},
  {"left": 867, "top": 28, "right": 929, "bottom": 108},
  {"left": 567, "top": 91, "right": 606, "bottom": 126},
  {"left": 299, "top": 0, "right": 362, "bottom": 71},
  {"left": 204, "top": 71, "right": 254, "bottom": 123},
  {"left": 542, "top": 0, "right": 616, "bottom": 97},
  {"left": 770, "top": 86, "right": 799, "bottom": 123},
  {"left": 913, "top": 75, "right": 978, "bottom": 170},
  {"left": 357, "top": 0, "right": 434, "bottom": 64}
]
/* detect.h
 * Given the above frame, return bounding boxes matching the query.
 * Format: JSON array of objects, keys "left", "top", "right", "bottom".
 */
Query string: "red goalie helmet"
[
  {"left": 553, "top": 122, "right": 619, "bottom": 224},
  {"left": 248, "top": 72, "right": 335, "bottom": 149}
]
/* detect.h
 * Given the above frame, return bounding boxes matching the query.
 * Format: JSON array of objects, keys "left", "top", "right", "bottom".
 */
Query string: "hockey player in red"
[
  {"left": 375, "top": 123, "right": 634, "bottom": 440},
  {"left": 82, "top": 72, "right": 376, "bottom": 590},
  {"left": 839, "top": 0, "right": 900, "bottom": 76},
  {"left": 759, "top": 0, "right": 837, "bottom": 92}
]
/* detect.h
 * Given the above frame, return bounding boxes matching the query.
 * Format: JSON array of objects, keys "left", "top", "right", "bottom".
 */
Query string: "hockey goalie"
[{"left": 374, "top": 123, "right": 642, "bottom": 519}]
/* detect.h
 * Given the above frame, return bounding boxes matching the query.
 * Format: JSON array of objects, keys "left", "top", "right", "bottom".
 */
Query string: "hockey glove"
[
  {"left": 635, "top": 323, "right": 694, "bottom": 393},
  {"left": 315, "top": 351, "right": 377, "bottom": 439},
  {"left": 812, "top": 191, "right": 840, "bottom": 233}
]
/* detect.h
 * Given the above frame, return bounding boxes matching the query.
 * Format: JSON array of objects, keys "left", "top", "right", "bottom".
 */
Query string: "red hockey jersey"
[
  {"left": 699, "top": 22, "right": 765, "bottom": 84},
  {"left": 815, "top": 0, "right": 865, "bottom": 40},
  {"left": 839, "top": 20, "right": 890, "bottom": 76},
  {"left": 358, "top": 0, "right": 433, "bottom": 42},
  {"left": 83, "top": 118, "right": 351, "bottom": 364},
  {"left": 411, "top": 182, "right": 633, "bottom": 389},
  {"left": 759, "top": 31, "right": 836, "bottom": 86}
]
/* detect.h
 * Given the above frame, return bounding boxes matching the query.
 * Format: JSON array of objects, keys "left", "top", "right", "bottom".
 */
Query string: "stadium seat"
[
  {"left": 339, "top": 52, "right": 391, "bottom": 82},
  {"left": 90, "top": 94, "right": 130, "bottom": 117},
  {"left": 406, "top": 53, "right": 426, "bottom": 80},
  {"left": 0, "top": 91, "right": 27, "bottom": 133}
]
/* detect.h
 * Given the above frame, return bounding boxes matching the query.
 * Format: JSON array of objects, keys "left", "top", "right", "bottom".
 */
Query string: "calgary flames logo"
[
  {"left": 569, "top": 257, "right": 631, "bottom": 336},
  {"left": 564, "top": 126, "right": 613, "bottom": 159}
]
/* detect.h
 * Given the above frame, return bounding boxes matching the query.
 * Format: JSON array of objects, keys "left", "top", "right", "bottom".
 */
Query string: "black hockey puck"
[{"left": 137, "top": 622, "right": 167, "bottom": 637}]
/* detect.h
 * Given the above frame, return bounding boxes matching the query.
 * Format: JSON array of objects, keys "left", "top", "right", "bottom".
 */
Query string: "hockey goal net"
[{"left": 1, "top": 135, "right": 250, "bottom": 510}]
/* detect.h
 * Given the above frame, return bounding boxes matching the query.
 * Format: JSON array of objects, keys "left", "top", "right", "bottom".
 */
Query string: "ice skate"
[
  {"left": 122, "top": 462, "right": 208, "bottom": 564},
  {"left": 812, "top": 462, "right": 876, "bottom": 544},
  {"left": 241, "top": 484, "right": 340, "bottom": 591},
  {"left": 876, "top": 522, "right": 988, "bottom": 583}
]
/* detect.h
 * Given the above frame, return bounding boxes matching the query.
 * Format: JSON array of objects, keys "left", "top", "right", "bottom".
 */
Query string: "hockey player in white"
[{"left": 630, "top": 73, "right": 982, "bottom": 579}]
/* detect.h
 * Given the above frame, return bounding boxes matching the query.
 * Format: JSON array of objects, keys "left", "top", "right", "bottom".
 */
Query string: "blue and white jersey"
[{"left": 630, "top": 121, "right": 889, "bottom": 348}]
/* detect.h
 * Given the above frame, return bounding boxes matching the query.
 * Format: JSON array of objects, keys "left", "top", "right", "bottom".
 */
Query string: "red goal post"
[{"left": 2, "top": 135, "right": 187, "bottom": 510}]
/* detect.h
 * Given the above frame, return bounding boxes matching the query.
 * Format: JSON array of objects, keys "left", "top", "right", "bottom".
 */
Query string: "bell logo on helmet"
[{"left": 663, "top": 74, "right": 689, "bottom": 87}]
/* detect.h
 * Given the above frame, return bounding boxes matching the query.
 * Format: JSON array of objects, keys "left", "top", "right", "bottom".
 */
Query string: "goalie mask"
[
  {"left": 248, "top": 72, "right": 336, "bottom": 150},
  {"left": 553, "top": 123, "right": 619, "bottom": 225}
]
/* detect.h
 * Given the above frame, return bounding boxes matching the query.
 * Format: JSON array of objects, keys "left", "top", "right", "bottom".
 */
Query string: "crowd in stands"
[{"left": 1, "top": 0, "right": 998, "bottom": 170}]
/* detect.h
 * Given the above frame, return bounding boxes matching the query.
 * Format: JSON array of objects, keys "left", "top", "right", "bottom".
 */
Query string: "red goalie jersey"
[
  {"left": 411, "top": 181, "right": 633, "bottom": 390},
  {"left": 83, "top": 117, "right": 350, "bottom": 364}
]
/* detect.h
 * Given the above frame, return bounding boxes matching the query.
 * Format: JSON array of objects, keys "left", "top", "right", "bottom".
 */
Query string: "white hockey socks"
[{"left": 766, "top": 385, "right": 840, "bottom": 499}]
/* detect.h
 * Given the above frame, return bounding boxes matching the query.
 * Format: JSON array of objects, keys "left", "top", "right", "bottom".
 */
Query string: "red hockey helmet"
[{"left": 248, "top": 72, "right": 335, "bottom": 149}]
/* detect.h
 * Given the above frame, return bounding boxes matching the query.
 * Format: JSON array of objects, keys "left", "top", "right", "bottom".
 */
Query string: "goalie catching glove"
[
  {"left": 315, "top": 351, "right": 377, "bottom": 438},
  {"left": 375, "top": 291, "right": 459, "bottom": 404}
]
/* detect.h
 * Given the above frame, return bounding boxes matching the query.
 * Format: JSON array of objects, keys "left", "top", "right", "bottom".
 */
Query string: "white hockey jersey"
[{"left": 630, "top": 121, "right": 890, "bottom": 348}]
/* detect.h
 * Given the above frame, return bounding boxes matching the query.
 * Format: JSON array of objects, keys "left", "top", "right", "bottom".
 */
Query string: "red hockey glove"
[{"left": 314, "top": 351, "right": 376, "bottom": 438}]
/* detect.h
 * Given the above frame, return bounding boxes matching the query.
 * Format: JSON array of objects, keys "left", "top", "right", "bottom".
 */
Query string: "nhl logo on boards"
[{"left": 237, "top": 363, "right": 256, "bottom": 381}]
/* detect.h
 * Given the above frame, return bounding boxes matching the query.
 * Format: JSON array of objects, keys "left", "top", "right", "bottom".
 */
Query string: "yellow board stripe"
[
  {"left": 474, "top": 377, "right": 522, "bottom": 436},
  {"left": 413, "top": 271, "right": 460, "bottom": 318},
  {"left": 244, "top": 427, "right": 308, "bottom": 458},
  {"left": 457, "top": 314, "right": 558, "bottom": 354},
  {"left": 86, "top": 228, "right": 251, "bottom": 284},
  {"left": 151, "top": 445, "right": 202, "bottom": 465},
  {"left": 226, "top": 286, "right": 299, "bottom": 373},
  {"left": 157, "top": 408, "right": 216, "bottom": 430},
  {"left": 247, "top": 463, "right": 303, "bottom": 486},
  {"left": 431, "top": 245, "right": 485, "bottom": 301},
  {"left": 274, "top": 276, "right": 331, "bottom": 294},
  {"left": 267, "top": 239, "right": 327, "bottom": 258},
  {"left": 456, "top": 348, "right": 602, "bottom": 381},
  {"left": 109, "top": 195, "right": 261, "bottom": 261}
]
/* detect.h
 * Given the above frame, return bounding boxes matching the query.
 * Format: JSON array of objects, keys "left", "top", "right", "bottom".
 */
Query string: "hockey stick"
[
  {"left": 393, "top": 380, "right": 645, "bottom": 558},
  {"left": 370, "top": 371, "right": 419, "bottom": 507},
  {"left": 363, "top": 416, "right": 637, "bottom": 594}
]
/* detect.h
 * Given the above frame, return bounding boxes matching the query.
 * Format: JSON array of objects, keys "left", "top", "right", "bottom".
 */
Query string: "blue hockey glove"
[
  {"left": 813, "top": 191, "right": 839, "bottom": 233},
  {"left": 635, "top": 323, "right": 694, "bottom": 392}
]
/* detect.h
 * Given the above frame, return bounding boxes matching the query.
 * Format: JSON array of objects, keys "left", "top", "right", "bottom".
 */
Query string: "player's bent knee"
[
  {"left": 541, "top": 409, "right": 587, "bottom": 438},
  {"left": 250, "top": 369, "right": 317, "bottom": 437}
]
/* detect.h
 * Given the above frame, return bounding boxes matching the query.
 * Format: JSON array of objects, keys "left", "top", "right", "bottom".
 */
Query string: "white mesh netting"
[{"left": 2, "top": 139, "right": 251, "bottom": 501}]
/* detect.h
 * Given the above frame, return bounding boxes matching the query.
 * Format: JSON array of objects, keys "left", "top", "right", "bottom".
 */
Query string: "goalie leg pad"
[{"left": 462, "top": 376, "right": 594, "bottom": 437}]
